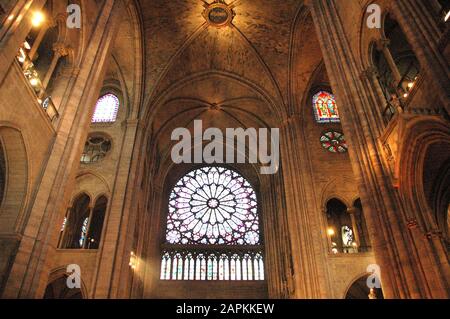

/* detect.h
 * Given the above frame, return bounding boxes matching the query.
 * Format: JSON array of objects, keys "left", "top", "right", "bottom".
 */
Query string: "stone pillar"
[
  {"left": 307, "top": 0, "right": 449, "bottom": 298},
  {"left": 376, "top": 38, "right": 402, "bottom": 86},
  {"left": 91, "top": 119, "right": 141, "bottom": 298},
  {"left": 426, "top": 0, "right": 444, "bottom": 16},
  {"left": 260, "top": 171, "right": 297, "bottom": 298},
  {"left": 347, "top": 208, "right": 360, "bottom": 252},
  {"left": 279, "top": 115, "right": 330, "bottom": 298},
  {"left": 40, "top": 42, "right": 68, "bottom": 90},
  {"left": 28, "top": 19, "right": 53, "bottom": 61},
  {"left": 360, "top": 66, "right": 394, "bottom": 123},
  {"left": 1, "top": 0, "right": 122, "bottom": 299},
  {"left": 107, "top": 120, "right": 146, "bottom": 299},
  {"left": 142, "top": 182, "right": 165, "bottom": 298}
]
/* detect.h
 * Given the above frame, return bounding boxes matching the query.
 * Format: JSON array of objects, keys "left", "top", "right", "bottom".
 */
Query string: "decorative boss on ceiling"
[{"left": 202, "top": 0, "right": 236, "bottom": 28}]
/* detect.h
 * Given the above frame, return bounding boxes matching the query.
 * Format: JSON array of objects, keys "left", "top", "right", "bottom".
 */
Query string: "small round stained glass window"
[
  {"left": 166, "top": 166, "right": 259, "bottom": 246},
  {"left": 320, "top": 131, "right": 348, "bottom": 153}
]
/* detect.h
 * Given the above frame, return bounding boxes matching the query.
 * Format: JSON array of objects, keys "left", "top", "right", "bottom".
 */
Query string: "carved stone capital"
[{"left": 53, "top": 43, "right": 69, "bottom": 57}]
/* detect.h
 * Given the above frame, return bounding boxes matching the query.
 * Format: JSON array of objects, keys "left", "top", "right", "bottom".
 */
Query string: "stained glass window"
[
  {"left": 161, "top": 166, "right": 264, "bottom": 281},
  {"left": 320, "top": 131, "right": 348, "bottom": 154},
  {"left": 313, "top": 91, "right": 340, "bottom": 123},
  {"left": 80, "top": 135, "right": 112, "bottom": 164},
  {"left": 166, "top": 166, "right": 259, "bottom": 245},
  {"left": 79, "top": 217, "right": 89, "bottom": 248},
  {"left": 60, "top": 217, "right": 67, "bottom": 232},
  {"left": 160, "top": 251, "right": 264, "bottom": 281},
  {"left": 92, "top": 94, "right": 119, "bottom": 123},
  {"left": 342, "top": 226, "right": 354, "bottom": 247}
]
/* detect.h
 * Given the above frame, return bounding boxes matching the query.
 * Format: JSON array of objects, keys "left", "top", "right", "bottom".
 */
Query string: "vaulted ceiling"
[
  {"left": 137, "top": 0, "right": 308, "bottom": 111},
  {"left": 129, "top": 0, "right": 327, "bottom": 169}
]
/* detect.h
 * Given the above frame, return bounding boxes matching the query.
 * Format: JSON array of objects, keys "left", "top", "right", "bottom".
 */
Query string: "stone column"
[
  {"left": 142, "top": 181, "right": 165, "bottom": 298},
  {"left": 91, "top": 119, "right": 141, "bottom": 298},
  {"left": 307, "top": 0, "right": 449, "bottom": 298},
  {"left": 1, "top": 0, "right": 122, "bottom": 299},
  {"left": 279, "top": 115, "right": 330, "bottom": 298},
  {"left": 107, "top": 120, "right": 146, "bottom": 298},
  {"left": 376, "top": 38, "right": 402, "bottom": 86},
  {"left": 347, "top": 208, "right": 360, "bottom": 251},
  {"left": 28, "top": 19, "right": 53, "bottom": 61},
  {"left": 360, "top": 66, "right": 395, "bottom": 123},
  {"left": 426, "top": 0, "right": 444, "bottom": 16},
  {"left": 260, "top": 171, "right": 297, "bottom": 298},
  {"left": 40, "top": 42, "right": 68, "bottom": 90}
]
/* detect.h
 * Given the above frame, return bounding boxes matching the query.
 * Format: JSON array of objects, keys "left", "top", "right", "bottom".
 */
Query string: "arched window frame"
[
  {"left": 88, "top": 195, "right": 109, "bottom": 249},
  {"left": 58, "top": 192, "right": 109, "bottom": 250},
  {"left": 369, "top": 11, "right": 421, "bottom": 120},
  {"left": 91, "top": 93, "right": 121, "bottom": 124},
  {"left": 352, "top": 198, "right": 372, "bottom": 253},
  {"left": 311, "top": 90, "right": 340, "bottom": 124},
  {"left": 325, "top": 198, "right": 358, "bottom": 254},
  {"left": 15, "top": 2, "right": 69, "bottom": 121}
]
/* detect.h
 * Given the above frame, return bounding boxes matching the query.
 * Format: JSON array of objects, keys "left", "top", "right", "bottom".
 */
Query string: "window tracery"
[{"left": 161, "top": 167, "right": 264, "bottom": 281}]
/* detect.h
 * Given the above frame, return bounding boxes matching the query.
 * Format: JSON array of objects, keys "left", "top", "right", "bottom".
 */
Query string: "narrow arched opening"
[
  {"left": 58, "top": 193, "right": 91, "bottom": 249},
  {"left": 345, "top": 274, "right": 384, "bottom": 299},
  {"left": 325, "top": 198, "right": 358, "bottom": 254},
  {"left": 352, "top": 199, "right": 372, "bottom": 252},
  {"left": 43, "top": 276, "right": 83, "bottom": 299},
  {"left": 423, "top": 142, "right": 450, "bottom": 250}
]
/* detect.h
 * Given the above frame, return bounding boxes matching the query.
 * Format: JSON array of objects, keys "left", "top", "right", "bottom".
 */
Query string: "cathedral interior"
[{"left": 0, "top": 0, "right": 449, "bottom": 299}]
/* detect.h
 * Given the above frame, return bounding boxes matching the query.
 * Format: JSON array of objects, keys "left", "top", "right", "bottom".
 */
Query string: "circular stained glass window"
[
  {"left": 320, "top": 131, "right": 348, "bottom": 153},
  {"left": 80, "top": 135, "right": 112, "bottom": 164},
  {"left": 166, "top": 166, "right": 259, "bottom": 245}
]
